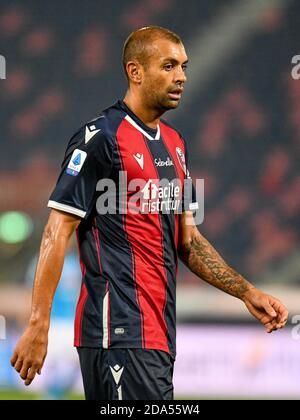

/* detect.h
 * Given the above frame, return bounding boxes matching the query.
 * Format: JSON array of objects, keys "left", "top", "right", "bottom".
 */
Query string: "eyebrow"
[{"left": 162, "top": 58, "right": 189, "bottom": 64}]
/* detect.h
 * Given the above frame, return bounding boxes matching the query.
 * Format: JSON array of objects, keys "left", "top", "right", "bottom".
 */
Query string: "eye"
[
  {"left": 163, "top": 64, "right": 173, "bottom": 71},
  {"left": 182, "top": 64, "right": 188, "bottom": 71}
]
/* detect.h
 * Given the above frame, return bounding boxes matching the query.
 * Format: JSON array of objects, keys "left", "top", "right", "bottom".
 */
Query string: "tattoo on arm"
[{"left": 179, "top": 227, "right": 252, "bottom": 299}]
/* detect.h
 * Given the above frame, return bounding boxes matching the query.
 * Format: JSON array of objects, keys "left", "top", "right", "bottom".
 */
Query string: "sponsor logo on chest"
[{"left": 154, "top": 157, "right": 174, "bottom": 167}]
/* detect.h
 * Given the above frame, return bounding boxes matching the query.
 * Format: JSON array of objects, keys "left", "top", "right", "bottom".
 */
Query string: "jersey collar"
[{"left": 118, "top": 100, "right": 160, "bottom": 140}]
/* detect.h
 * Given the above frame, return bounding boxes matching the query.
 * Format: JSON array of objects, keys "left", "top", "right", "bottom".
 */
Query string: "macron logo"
[
  {"left": 133, "top": 153, "right": 144, "bottom": 170},
  {"left": 110, "top": 364, "right": 124, "bottom": 385},
  {"left": 85, "top": 124, "right": 101, "bottom": 143}
]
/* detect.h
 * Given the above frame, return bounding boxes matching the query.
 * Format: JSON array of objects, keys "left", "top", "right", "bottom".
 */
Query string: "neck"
[{"left": 123, "top": 90, "right": 163, "bottom": 129}]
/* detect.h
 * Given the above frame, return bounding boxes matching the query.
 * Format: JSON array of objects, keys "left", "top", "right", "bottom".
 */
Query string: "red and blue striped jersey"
[{"left": 48, "top": 100, "right": 198, "bottom": 360}]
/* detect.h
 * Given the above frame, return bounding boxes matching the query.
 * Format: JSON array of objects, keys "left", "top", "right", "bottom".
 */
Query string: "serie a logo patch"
[{"left": 66, "top": 149, "right": 87, "bottom": 176}]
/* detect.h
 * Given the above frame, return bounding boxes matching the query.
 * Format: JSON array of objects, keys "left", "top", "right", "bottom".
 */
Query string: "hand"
[
  {"left": 10, "top": 323, "right": 48, "bottom": 386},
  {"left": 242, "top": 288, "right": 288, "bottom": 333}
]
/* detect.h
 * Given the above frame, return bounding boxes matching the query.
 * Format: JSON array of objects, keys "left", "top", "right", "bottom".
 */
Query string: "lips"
[{"left": 168, "top": 89, "right": 183, "bottom": 100}]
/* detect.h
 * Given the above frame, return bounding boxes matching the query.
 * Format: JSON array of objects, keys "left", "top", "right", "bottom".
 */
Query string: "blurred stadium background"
[{"left": 0, "top": 0, "right": 300, "bottom": 399}]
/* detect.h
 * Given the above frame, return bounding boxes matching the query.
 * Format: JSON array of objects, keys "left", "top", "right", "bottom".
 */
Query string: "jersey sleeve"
[
  {"left": 182, "top": 138, "right": 199, "bottom": 213},
  {"left": 47, "top": 127, "right": 114, "bottom": 219}
]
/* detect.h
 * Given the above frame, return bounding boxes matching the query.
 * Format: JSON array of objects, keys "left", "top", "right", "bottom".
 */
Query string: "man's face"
[{"left": 140, "top": 39, "right": 188, "bottom": 111}]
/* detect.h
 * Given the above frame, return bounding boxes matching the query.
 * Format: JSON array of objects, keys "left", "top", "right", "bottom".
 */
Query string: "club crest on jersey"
[
  {"left": 66, "top": 149, "right": 87, "bottom": 176},
  {"left": 176, "top": 147, "right": 186, "bottom": 175}
]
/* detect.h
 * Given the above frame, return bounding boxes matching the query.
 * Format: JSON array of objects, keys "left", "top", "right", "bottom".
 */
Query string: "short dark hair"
[{"left": 122, "top": 26, "right": 182, "bottom": 79}]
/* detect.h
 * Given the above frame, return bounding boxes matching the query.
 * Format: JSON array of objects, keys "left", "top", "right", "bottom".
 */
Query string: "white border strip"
[
  {"left": 102, "top": 291, "right": 109, "bottom": 348},
  {"left": 47, "top": 200, "right": 86, "bottom": 218},
  {"left": 155, "top": 124, "right": 160, "bottom": 140},
  {"left": 125, "top": 114, "right": 160, "bottom": 140},
  {"left": 117, "top": 385, "right": 122, "bottom": 400}
]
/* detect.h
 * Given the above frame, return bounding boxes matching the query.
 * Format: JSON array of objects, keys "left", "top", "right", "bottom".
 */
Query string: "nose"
[{"left": 174, "top": 67, "right": 187, "bottom": 84}]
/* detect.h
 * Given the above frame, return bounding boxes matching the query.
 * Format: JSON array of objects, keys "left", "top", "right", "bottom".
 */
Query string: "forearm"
[
  {"left": 179, "top": 226, "right": 254, "bottom": 299},
  {"left": 29, "top": 223, "right": 73, "bottom": 327}
]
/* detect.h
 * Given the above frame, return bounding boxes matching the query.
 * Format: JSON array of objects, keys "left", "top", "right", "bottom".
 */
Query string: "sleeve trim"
[{"left": 47, "top": 200, "right": 86, "bottom": 218}]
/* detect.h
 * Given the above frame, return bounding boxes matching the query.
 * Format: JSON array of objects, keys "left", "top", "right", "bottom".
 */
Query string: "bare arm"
[
  {"left": 11, "top": 208, "right": 81, "bottom": 386},
  {"left": 178, "top": 212, "right": 288, "bottom": 331}
]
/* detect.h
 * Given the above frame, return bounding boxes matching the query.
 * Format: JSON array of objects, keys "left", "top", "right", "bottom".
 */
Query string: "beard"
[
  {"left": 160, "top": 96, "right": 180, "bottom": 110},
  {"left": 145, "top": 89, "right": 181, "bottom": 113}
]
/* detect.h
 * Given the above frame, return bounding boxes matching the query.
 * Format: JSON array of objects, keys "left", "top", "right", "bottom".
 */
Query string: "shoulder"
[
  {"left": 160, "top": 118, "right": 187, "bottom": 149},
  {"left": 160, "top": 118, "right": 184, "bottom": 137},
  {"left": 68, "top": 103, "right": 126, "bottom": 153}
]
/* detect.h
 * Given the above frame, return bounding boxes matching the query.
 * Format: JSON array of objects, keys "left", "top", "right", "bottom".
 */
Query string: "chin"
[
  {"left": 167, "top": 101, "right": 180, "bottom": 109},
  {"left": 161, "top": 99, "right": 180, "bottom": 110}
]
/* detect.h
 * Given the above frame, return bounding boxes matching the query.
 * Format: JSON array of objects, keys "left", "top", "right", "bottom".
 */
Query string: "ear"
[{"left": 126, "top": 61, "right": 143, "bottom": 84}]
